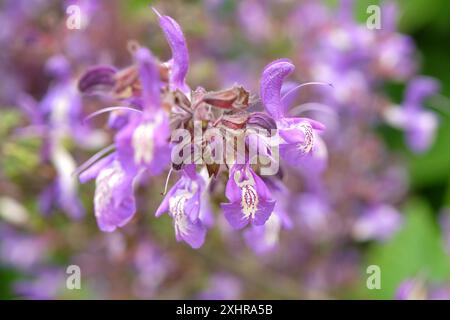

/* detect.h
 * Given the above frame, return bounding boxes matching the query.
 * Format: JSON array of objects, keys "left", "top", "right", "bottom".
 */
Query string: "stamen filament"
[
  {"left": 72, "top": 144, "right": 115, "bottom": 177},
  {"left": 83, "top": 106, "right": 142, "bottom": 124},
  {"left": 281, "top": 82, "right": 333, "bottom": 106},
  {"left": 161, "top": 167, "right": 174, "bottom": 196}
]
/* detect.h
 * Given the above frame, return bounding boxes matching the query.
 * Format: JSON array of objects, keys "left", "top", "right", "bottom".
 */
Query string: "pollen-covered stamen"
[
  {"left": 297, "top": 122, "right": 314, "bottom": 154},
  {"left": 234, "top": 169, "right": 259, "bottom": 219},
  {"left": 94, "top": 161, "right": 125, "bottom": 213},
  {"left": 132, "top": 122, "right": 156, "bottom": 165},
  {"left": 241, "top": 184, "right": 259, "bottom": 219}
]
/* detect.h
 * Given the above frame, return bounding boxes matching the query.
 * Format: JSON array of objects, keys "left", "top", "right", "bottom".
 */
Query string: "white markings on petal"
[
  {"left": 169, "top": 182, "right": 198, "bottom": 237},
  {"left": 234, "top": 169, "right": 259, "bottom": 220},
  {"left": 241, "top": 184, "right": 258, "bottom": 219},
  {"left": 132, "top": 122, "right": 156, "bottom": 165},
  {"left": 297, "top": 122, "right": 314, "bottom": 154},
  {"left": 94, "top": 161, "right": 125, "bottom": 217}
]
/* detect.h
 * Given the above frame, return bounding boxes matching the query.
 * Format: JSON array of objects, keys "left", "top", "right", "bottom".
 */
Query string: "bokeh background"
[{"left": 1, "top": 0, "right": 450, "bottom": 299}]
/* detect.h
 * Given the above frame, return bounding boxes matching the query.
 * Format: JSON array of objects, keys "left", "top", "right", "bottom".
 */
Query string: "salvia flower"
[
  {"left": 76, "top": 9, "right": 326, "bottom": 249},
  {"left": 221, "top": 164, "right": 275, "bottom": 230},
  {"left": 80, "top": 154, "right": 136, "bottom": 232},
  {"left": 260, "top": 59, "right": 327, "bottom": 168},
  {"left": 156, "top": 166, "right": 207, "bottom": 248}
]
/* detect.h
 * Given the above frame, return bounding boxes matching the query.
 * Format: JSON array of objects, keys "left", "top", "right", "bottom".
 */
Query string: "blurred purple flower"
[
  {"left": 352, "top": 204, "right": 403, "bottom": 242},
  {"left": 384, "top": 77, "right": 439, "bottom": 152},
  {"left": 198, "top": 273, "right": 242, "bottom": 300},
  {"left": 14, "top": 268, "right": 64, "bottom": 300}
]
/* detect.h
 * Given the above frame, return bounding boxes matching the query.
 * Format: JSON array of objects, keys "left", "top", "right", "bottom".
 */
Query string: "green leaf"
[{"left": 363, "top": 198, "right": 450, "bottom": 299}]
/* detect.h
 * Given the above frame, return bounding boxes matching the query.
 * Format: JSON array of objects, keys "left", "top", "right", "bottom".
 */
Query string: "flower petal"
[
  {"left": 94, "top": 161, "right": 136, "bottom": 232},
  {"left": 221, "top": 201, "right": 250, "bottom": 230},
  {"left": 154, "top": 9, "right": 189, "bottom": 93},
  {"left": 260, "top": 59, "right": 295, "bottom": 119},
  {"left": 252, "top": 199, "right": 276, "bottom": 226},
  {"left": 134, "top": 48, "right": 161, "bottom": 111},
  {"left": 175, "top": 217, "right": 206, "bottom": 249}
]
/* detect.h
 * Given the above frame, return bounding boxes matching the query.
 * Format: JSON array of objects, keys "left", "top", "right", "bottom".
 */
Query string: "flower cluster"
[{"left": 76, "top": 9, "right": 326, "bottom": 248}]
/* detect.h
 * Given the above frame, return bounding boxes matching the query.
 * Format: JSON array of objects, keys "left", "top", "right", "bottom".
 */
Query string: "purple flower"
[
  {"left": 0, "top": 226, "right": 47, "bottom": 271},
  {"left": 384, "top": 76, "right": 439, "bottom": 152},
  {"left": 80, "top": 154, "right": 136, "bottom": 232},
  {"left": 352, "top": 204, "right": 403, "bottom": 242},
  {"left": 156, "top": 166, "right": 207, "bottom": 249},
  {"left": 133, "top": 240, "right": 172, "bottom": 297},
  {"left": 16, "top": 55, "right": 97, "bottom": 219},
  {"left": 237, "top": 0, "right": 272, "bottom": 43},
  {"left": 260, "top": 59, "right": 326, "bottom": 168},
  {"left": 221, "top": 164, "right": 275, "bottom": 229},
  {"left": 115, "top": 48, "right": 171, "bottom": 176}
]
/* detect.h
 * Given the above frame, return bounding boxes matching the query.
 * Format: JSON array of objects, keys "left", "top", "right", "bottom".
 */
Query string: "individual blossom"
[
  {"left": 114, "top": 47, "right": 171, "bottom": 176},
  {"left": 260, "top": 58, "right": 327, "bottom": 169},
  {"left": 221, "top": 164, "right": 275, "bottom": 230},
  {"left": 155, "top": 166, "right": 207, "bottom": 248},
  {"left": 79, "top": 153, "right": 136, "bottom": 232},
  {"left": 384, "top": 76, "right": 440, "bottom": 152}
]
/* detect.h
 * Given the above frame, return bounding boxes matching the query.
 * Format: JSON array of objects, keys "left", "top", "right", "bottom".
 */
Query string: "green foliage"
[
  {"left": 363, "top": 198, "right": 450, "bottom": 299},
  {"left": 1, "top": 138, "right": 41, "bottom": 180}
]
